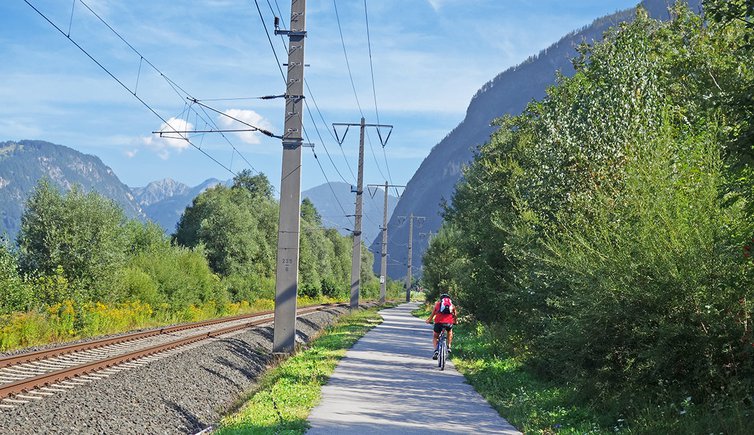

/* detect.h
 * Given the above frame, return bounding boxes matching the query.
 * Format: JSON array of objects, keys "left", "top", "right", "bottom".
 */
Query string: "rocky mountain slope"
[
  {"left": 131, "top": 178, "right": 224, "bottom": 234},
  {"left": 0, "top": 140, "right": 142, "bottom": 240},
  {"left": 0, "top": 137, "right": 397, "bottom": 243}
]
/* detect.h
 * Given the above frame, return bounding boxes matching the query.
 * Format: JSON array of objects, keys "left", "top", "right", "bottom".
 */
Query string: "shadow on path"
[{"left": 306, "top": 303, "right": 521, "bottom": 435}]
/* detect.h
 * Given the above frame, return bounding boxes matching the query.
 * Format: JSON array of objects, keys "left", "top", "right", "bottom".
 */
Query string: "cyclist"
[{"left": 426, "top": 292, "right": 457, "bottom": 360}]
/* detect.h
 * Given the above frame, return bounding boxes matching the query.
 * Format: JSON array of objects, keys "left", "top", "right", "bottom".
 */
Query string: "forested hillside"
[
  {"left": 0, "top": 140, "right": 143, "bottom": 238},
  {"left": 423, "top": 2, "right": 754, "bottom": 431}
]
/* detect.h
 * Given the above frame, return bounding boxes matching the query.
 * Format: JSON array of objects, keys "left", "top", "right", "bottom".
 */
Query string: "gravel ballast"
[{"left": 0, "top": 306, "right": 351, "bottom": 434}]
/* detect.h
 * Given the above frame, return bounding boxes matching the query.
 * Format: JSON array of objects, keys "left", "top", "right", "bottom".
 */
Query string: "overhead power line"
[
  {"left": 363, "top": 0, "right": 394, "bottom": 185},
  {"left": 251, "top": 0, "right": 355, "bottom": 222},
  {"left": 24, "top": 0, "right": 243, "bottom": 176},
  {"left": 332, "top": 0, "right": 392, "bottom": 184}
]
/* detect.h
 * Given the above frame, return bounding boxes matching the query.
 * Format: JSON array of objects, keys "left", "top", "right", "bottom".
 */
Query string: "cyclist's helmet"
[{"left": 440, "top": 293, "right": 450, "bottom": 299}]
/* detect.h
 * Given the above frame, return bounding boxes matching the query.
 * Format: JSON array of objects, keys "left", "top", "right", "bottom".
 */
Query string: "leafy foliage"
[
  {"left": 0, "top": 244, "right": 31, "bottom": 314},
  {"left": 423, "top": 4, "right": 754, "bottom": 419},
  {"left": 174, "top": 172, "right": 364, "bottom": 301},
  {"left": 17, "top": 180, "right": 128, "bottom": 302}
]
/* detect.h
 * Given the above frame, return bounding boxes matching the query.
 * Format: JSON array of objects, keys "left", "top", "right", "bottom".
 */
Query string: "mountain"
[
  {"left": 302, "top": 182, "right": 399, "bottom": 245},
  {"left": 132, "top": 178, "right": 224, "bottom": 234},
  {"left": 375, "top": 0, "right": 704, "bottom": 280},
  {"left": 131, "top": 178, "right": 191, "bottom": 207},
  {"left": 0, "top": 140, "right": 143, "bottom": 240}
]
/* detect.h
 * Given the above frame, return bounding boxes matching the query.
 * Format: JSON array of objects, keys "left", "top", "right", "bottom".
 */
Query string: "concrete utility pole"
[
  {"left": 367, "top": 181, "right": 405, "bottom": 304},
  {"left": 351, "top": 117, "right": 366, "bottom": 310},
  {"left": 333, "top": 120, "right": 393, "bottom": 309},
  {"left": 406, "top": 212, "right": 413, "bottom": 302},
  {"left": 399, "top": 213, "right": 425, "bottom": 302},
  {"left": 272, "top": 0, "right": 307, "bottom": 354}
]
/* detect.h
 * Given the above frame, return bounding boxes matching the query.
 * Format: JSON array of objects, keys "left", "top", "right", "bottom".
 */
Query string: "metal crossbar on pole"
[
  {"left": 333, "top": 120, "right": 393, "bottom": 309},
  {"left": 273, "top": 0, "right": 307, "bottom": 354},
  {"left": 367, "top": 182, "right": 405, "bottom": 304}
]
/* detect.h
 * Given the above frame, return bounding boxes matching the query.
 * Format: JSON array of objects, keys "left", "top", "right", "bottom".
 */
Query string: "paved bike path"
[{"left": 306, "top": 302, "right": 521, "bottom": 434}]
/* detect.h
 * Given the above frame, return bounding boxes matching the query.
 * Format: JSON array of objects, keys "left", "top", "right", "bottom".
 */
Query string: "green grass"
[
  {"left": 450, "top": 322, "right": 601, "bottom": 434},
  {"left": 216, "top": 307, "right": 383, "bottom": 434},
  {"left": 444, "top": 320, "right": 754, "bottom": 434}
]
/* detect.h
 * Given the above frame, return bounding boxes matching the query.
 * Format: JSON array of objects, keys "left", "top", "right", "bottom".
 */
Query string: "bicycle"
[{"left": 436, "top": 327, "right": 449, "bottom": 371}]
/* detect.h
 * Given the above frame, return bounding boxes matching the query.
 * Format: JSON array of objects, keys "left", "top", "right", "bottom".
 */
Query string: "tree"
[
  {"left": 0, "top": 244, "right": 31, "bottom": 313},
  {"left": 174, "top": 183, "right": 277, "bottom": 279},
  {"left": 705, "top": 0, "right": 754, "bottom": 29},
  {"left": 17, "top": 180, "right": 127, "bottom": 301},
  {"left": 232, "top": 169, "right": 273, "bottom": 200},
  {"left": 423, "top": 5, "right": 754, "bottom": 404}
]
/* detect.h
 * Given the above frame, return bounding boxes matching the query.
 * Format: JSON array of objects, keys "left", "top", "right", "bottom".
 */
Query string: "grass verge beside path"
[
  {"left": 216, "top": 306, "right": 384, "bottom": 434},
  {"left": 413, "top": 305, "right": 754, "bottom": 434}
]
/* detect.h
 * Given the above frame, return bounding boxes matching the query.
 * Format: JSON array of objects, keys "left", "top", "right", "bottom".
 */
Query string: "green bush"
[
  {"left": 113, "top": 267, "right": 161, "bottom": 307},
  {"left": 0, "top": 245, "right": 32, "bottom": 313},
  {"left": 222, "top": 273, "right": 274, "bottom": 302},
  {"left": 422, "top": 4, "right": 754, "bottom": 416},
  {"left": 128, "top": 245, "right": 226, "bottom": 309}
]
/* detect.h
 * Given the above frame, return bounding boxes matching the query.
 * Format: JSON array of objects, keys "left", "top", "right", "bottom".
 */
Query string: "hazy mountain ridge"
[
  {"left": 302, "top": 181, "right": 399, "bottom": 245},
  {"left": 132, "top": 178, "right": 225, "bottom": 233},
  {"left": 376, "top": 0, "right": 703, "bottom": 280},
  {"left": 0, "top": 140, "right": 143, "bottom": 239},
  {"left": 0, "top": 138, "right": 396, "bottom": 241},
  {"left": 132, "top": 178, "right": 191, "bottom": 207}
]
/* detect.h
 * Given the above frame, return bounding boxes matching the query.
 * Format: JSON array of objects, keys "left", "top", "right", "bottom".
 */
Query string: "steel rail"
[
  {"left": 0, "top": 303, "right": 345, "bottom": 399},
  {"left": 0, "top": 309, "right": 280, "bottom": 369}
]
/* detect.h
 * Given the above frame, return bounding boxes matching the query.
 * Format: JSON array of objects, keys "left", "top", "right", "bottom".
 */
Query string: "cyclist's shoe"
[
  {"left": 432, "top": 350, "right": 439, "bottom": 360},
  {"left": 447, "top": 347, "right": 452, "bottom": 354}
]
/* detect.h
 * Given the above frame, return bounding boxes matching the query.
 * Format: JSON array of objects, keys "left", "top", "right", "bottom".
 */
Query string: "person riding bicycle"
[{"left": 426, "top": 292, "right": 457, "bottom": 360}]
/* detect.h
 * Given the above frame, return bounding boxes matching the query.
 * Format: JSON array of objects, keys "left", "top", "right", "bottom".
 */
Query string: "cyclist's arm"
[{"left": 426, "top": 304, "right": 438, "bottom": 324}]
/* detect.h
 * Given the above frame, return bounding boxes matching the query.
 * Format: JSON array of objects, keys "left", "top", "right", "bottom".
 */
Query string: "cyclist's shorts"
[{"left": 434, "top": 323, "right": 453, "bottom": 333}]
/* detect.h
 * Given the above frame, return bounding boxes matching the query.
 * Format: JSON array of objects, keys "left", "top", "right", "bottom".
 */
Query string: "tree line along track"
[{"left": 0, "top": 303, "right": 346, "bottom": 404}]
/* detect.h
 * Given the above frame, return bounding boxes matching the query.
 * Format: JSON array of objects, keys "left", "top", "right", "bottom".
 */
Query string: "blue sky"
[{"left": 1, "top": 0, "right": 639, "bottom": 192}]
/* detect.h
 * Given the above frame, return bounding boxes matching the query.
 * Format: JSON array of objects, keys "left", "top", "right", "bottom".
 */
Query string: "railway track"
[{"left": 0, "top": 303, "right": 345, "bottom": 408}]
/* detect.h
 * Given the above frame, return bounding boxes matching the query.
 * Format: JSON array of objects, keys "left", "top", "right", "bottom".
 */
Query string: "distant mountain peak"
[
  {"left": 132, "top": 178, "right": 226, "bottom": 233},
  {"left": 131, "top": 178, "right": 190, "bottom": 207}
]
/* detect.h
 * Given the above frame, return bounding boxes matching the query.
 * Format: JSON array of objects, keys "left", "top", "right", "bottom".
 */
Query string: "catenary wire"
[
  {"left": 24, "top": 0, "right": 238, "bottom": 177},
  {"left": 266, "top": 2, "right": 357, "bottom": 183},
  {"left": 332, "top": 0, "right": 389, "bottom": 182},
  {"left": 363, "top": 0, "right": 395, "bottom": 185},
  {"left": 252, "top": 0, "right": 355, "bottom": 226},
  {"left": 69, "top": 0, "right": 273, "bottom": 178}
]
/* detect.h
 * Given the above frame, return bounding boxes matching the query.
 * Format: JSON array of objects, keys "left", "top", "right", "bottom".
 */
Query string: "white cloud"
[
  {"left": 218, "top": 109, "right": 273, "bottom": 145},
  {"left": 427, "top": 0, "right": 443, "bottom": 11},
  {"left": 427, "top": 0, "right": 462, "bottom": 12},
  {"left": 141, "top": 117, "right": 192, "bottom": 159}
]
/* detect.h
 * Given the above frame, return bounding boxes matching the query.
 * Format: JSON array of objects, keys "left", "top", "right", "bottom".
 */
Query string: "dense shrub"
[
  {"left": 0, "top": 245, "right": 31, "bottom": 314},
  {"left": 127, "top": 245, "right": 226, "bottom": 309},
  {"left": 423, "top": 4, "right": 754, "bottom": 410},
  {"left": 17, "top": 181, "right": 128, "bottom": 301}
]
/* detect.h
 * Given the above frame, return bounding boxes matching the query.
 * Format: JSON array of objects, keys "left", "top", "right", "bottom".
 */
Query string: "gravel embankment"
[{"left": 0, "top": 306, "right": 351, "bottom": 434}]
